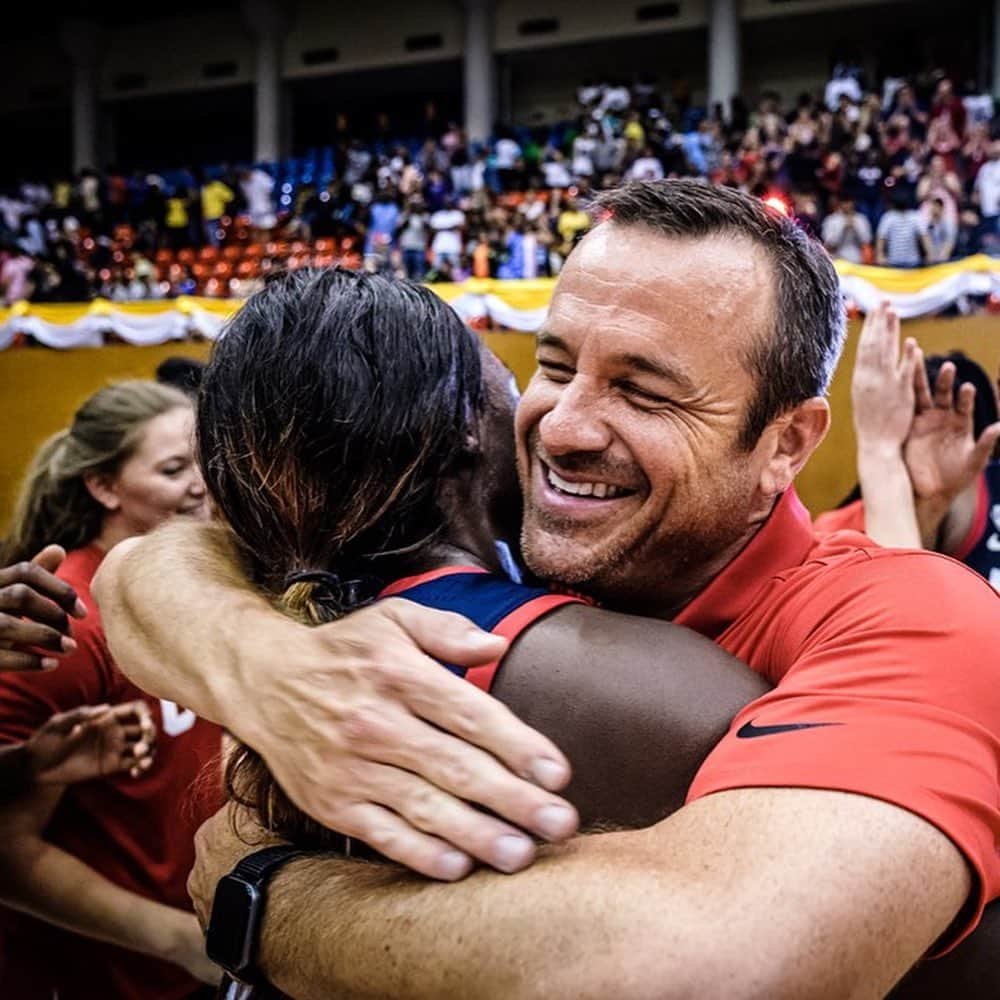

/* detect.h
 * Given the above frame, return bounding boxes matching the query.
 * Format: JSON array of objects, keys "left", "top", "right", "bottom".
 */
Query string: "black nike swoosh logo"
[{"left": 737, "top": 720, "right": 843, "bottom": 739}]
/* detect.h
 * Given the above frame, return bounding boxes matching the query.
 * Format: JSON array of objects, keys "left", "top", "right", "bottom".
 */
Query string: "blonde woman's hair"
[{"left": 2, "top": 380, "right": 192, "bottom": 564}]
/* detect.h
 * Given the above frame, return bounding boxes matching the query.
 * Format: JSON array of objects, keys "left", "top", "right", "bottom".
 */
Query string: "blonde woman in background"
[{"left": 0, "top": 381, "right": 222, "bottom": 1000}]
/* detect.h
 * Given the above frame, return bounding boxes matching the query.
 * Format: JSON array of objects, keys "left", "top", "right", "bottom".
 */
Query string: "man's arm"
[
  {"left": 191, "top": 790, "right": 968, "bottom": 1000},
  {"left": 93, "top": 520, "right": 580, "bottom": 879}
]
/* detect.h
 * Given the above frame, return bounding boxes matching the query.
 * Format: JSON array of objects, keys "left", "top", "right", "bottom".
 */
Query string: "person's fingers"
[
  {"left": 855, "top": 305, "right": 883, "bottom": 365},
  {"left": 881, "top": 303, "right": 900, "bottom": 368},
  {"left": 971, "top": 422, "right": 1000, "bottom": 473},
  {"left": 376, "top": 600, "right": 572, "bottom": 789},
  {"left": 933, "top": 362, "right": 956, "bottom": 407},
  {"left": 0, "top": 649, "right": 58, "bottom": 671},
  {"left": 897, "top": 336, "right": 917, "bottom": 383},
  {"left": 376, "top": 600, "right": 509, "bottom": 667},
  {"left": 348, "top": 700, "right": 577, "bottom": 848},
  {"left": 331, "top": 800, "right": 476, "bottom": 881},
  {"left": 0, "top": 614, "right": 76, "bottom": 654},
  {"left": 913, "top": 351, "right": 934, "bottom": 411},
  {"left": 44, "top": 703, "right": 112, "bottom": 735},
  {"left": 350, "top": 760, "right": 539, "bottom": 873},
  {"left": 30, "top": 545, "right": 66, "bottom": 575},
  {"left": 955, "top": 381, "right": 977, "bottom": 418},
  {"left": 0, "top": 558, "right": 87, "bottom": 620},
  {"left": 0, "top": 581, "right": 76, "bottom": 637}
]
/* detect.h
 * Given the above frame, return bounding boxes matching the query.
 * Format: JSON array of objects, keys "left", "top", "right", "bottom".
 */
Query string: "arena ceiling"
[{"left": 8, "top": 1, "right": 238, "bottom": 40}]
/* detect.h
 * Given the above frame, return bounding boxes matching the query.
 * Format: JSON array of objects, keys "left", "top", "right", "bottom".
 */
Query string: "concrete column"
[
  {"left": 708, "top": 0, "right": 740, "bottom": 120},
  {"left": 463, "top": 0, "right": 496, "bottom": 145},
  {"left": 242, "top": 0, "right": 291, "bottom": 163},
  {"left": 58, "top": 19, "right": 102, "bottom": 173}
]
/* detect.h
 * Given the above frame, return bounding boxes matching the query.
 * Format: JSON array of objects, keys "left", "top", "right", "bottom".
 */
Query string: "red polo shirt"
[{"left": 681, "top": 489, "right": 1000, "bottom": 950}]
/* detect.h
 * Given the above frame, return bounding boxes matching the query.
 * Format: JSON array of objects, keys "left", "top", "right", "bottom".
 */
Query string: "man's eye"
[
  {"left": 538, "top": 361, "right": 574, "bottom": 382},
  {"left": 620, "top": 382, "right": 671, "bottom": 406}
]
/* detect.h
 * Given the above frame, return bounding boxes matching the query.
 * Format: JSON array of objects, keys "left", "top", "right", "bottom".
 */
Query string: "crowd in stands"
[{"left": 2, "top": 65, "right": 999, "bottom": 307}]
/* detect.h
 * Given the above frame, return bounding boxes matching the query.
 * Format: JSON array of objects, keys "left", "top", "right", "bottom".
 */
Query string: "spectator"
[
  {"left": 821, "top": 195, "right": 872, "bottom": 263},
  {"left": 398, "top": 196, "right": 430, "bottom": 280},
  {"left": 164, "top": 185, "right": 194, "bottom": 251},
  {"left": 921, "top": 197, "right": 957, "bottom": 263},
  {"left": 1, "top": 244, "right": 35, "bottom": 304},
  {"left": 494, "top": 133, "right": 523, "bottom": 192},
  {"left": 429, "top": 198, "right": 465, "bottom": 271},
  {"left": 199, "top": 173, "right": 234, "bottom": 247},
  {"left": 239, "top": 167, "right": 277, "bottom": 241},
  {"left": 974, "top": 140, "right": 1000, "bottom": 249},
  {"left": 627, "top": 146, "right": 665, "bottom": 181},
  {"left": 877, "top": 192, "right": 924, "bottom": 266},
  {"left": 364, "top": 189, "right": 401, "bottom": 271}
]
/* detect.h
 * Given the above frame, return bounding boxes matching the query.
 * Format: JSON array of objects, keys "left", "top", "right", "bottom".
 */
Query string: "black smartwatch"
[{"left": 205, "top": 845, "right": 304, "bottom": 986}]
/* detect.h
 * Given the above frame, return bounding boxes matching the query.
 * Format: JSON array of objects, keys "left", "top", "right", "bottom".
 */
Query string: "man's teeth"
[{"left": 547, "top": 468, "right": 626, "bottom": 499}]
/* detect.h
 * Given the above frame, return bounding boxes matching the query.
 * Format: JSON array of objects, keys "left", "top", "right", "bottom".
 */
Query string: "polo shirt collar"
[{"left": 672, "top": 487, "right": 815, "bottom": 640}]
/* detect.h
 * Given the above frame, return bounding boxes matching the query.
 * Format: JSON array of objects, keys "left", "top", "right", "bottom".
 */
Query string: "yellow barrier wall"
[{"left": 2, "top": 318, "right": 999, "bottom": 533}]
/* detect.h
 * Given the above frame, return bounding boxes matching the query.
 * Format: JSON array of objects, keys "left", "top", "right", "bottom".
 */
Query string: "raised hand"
[
  {"left": 851, "top": 301, "right": 922, "bottom": 454},
  {"left": 0, "top": 546, "right": 87, "bottom": 672},
  {"left": 905, "top": 361, "right": 1000, "bottom": 504}
]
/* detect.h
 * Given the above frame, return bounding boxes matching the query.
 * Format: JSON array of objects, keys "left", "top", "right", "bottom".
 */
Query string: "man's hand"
[
  {"left": 238, "top": 598, "right": 578, "bottom": 881},
  {"left": 905, "top": 360, "right": 1000, "bottom": 503},
  {"left": 28, "top": 701, "right": 157, "bottom": 785},
  {"left": 0, "top": 546, "right": 88, "bottom": 672},
  {"left": 188, "top": 804, "right": 285, "bottom": 929},
  {"left": 96, "top": 521, "right": 578, "bottom": 881}
]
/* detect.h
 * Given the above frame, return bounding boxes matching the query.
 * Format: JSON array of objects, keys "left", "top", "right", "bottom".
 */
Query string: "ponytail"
[{"left": 1, "top": 430, "right": 101, "bottom": 564}]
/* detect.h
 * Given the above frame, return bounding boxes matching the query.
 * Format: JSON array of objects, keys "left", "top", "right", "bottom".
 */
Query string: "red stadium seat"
[
  {"left": 177, "top": 248, "right": 196, "bottom": 265},
  {"left": 198, "top": 246, "right": 220, "bottom": 262},
  {"left": 222, "top": 246, "right": 243, "bottom": 262}
]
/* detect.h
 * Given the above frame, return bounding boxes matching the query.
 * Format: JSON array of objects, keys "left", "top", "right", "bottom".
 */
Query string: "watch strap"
[{"left": 232, "top": 845, "right": 305, "bottom": 884}]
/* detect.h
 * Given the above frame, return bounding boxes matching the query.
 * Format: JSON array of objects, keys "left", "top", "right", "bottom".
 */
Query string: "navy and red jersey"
[
  {"left": 957, "top": 462, "right": 1000, "bottom": 590},
  {"left": 814, "top": 462, "right": 1000, "bottom": 593},
  {"left": 381, "top": 566, "right": 584, "bottom": 691}
]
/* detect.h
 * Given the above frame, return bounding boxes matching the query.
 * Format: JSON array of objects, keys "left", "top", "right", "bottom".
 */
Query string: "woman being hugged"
[{"left": 0, "top": 381, "right": 221, "bottom": 999}]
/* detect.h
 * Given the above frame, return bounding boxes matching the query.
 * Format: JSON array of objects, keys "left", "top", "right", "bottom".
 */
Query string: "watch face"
[{"left": 206, "top": 877, "right": 261, "bottom": 974}]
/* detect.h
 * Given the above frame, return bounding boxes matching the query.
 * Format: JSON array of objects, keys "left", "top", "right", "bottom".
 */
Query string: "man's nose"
[{"left": 538, "top": 377, "right": 613, "bottom": 456}]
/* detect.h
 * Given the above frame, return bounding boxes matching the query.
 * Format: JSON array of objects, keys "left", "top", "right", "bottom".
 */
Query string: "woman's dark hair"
[
  {"left": 838, "top": 350, "right": 999, "bottom": 508},
  {"left": 198, "top": 266, "right": 484, "bottom": 845}
]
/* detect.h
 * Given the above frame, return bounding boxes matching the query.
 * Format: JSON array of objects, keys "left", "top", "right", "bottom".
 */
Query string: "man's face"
[{"left": 515, "top": 223, "right": 780, "bottom": 614}]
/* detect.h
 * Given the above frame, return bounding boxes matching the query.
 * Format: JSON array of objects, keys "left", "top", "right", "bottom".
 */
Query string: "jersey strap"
[{"left": 381, "top": 567, "right": 584, "bottom": 691}]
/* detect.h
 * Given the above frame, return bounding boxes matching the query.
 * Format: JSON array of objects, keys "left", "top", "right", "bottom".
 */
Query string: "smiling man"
[{"left": 95, "top": 181, "right": 1000, "bottom": 998}]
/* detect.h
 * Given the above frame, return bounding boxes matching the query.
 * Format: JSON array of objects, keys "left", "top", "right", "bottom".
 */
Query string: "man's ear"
[
  {"left": 757, "top": 398, "right": 830, "bottom": 498},
  {"left": 83, "top": 471, "right": 121, "bottom": 512}
]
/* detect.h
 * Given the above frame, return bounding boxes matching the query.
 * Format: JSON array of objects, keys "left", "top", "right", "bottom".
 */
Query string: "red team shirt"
[
  {"left": 393, "top": 490, "right": 1000, "bottom": 953},
  {"left": 679, "top": 490, "right": 1000, "bottom": 951},
  {"left": 0, "top": 544, "right": 223, "bottom": 1000}
]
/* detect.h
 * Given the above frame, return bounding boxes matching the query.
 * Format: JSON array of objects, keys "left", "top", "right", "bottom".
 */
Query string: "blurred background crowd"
[{"left": 3, "top": 65, "right": 999, "bottom": 306}]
